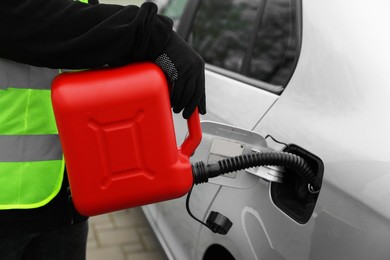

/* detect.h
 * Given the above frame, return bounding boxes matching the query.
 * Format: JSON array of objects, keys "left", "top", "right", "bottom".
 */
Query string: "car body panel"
[
  {"left": 143, "top": 0, "right": 390, "bottom": 259},
  {"left": 193, "top": 68, "right": 278, "bottom": 129},
  {"left": 149, "top": 183, "right": 220, "bottom": 260},
  {"left": 256, "top": 0, "right": 390, "bottom": 217},
  {"left": 251, "top": 0, "right": 390, "bottom": 259},
  {"left": 143, "top": 66, "right": 280, "bottom": 260}
]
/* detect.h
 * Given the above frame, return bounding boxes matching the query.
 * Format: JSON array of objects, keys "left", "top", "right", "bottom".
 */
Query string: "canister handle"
[{"left": 179, "top": 108, "right": 202, "bottom": 157}]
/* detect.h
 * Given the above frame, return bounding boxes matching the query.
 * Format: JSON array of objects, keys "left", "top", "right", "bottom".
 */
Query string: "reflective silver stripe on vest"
[
  {"left": 0, "top": 59, "right": 59, "bottom": 90},
  {"left": 0, "top": 135, "right": 62, "bottom": 162}
]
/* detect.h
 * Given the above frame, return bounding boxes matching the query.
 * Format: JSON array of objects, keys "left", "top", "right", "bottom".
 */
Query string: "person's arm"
[
  {"left": 0, "top": 0, "right": 171, "bottom": 69},
  {"left": 0, "top": 0, "right": 206, "bottom": 118}
]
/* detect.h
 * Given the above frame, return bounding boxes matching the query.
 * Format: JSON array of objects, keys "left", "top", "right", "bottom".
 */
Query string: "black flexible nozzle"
[{"left": 192, "top": 151, "right": 320, "bottom": 191}]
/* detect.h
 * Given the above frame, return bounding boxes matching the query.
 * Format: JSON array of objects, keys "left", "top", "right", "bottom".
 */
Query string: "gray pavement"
[{"left": 87, "top": 208, "right": 168, "bottom": 260}]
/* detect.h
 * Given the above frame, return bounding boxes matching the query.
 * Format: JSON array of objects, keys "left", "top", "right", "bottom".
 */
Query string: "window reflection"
[
  {"left": 191, "top": 0, "right": 299, "bottom": 89},
  {"left": 249, "top": 0, "right": 297, "bottom": 86},
  {"left": 192, "top": 0, "right": 259, "bottom": 74}
]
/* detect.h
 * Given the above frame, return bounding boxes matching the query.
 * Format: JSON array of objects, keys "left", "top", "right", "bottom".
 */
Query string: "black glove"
[{"left": 154, "top": 32, "right": 206, "bottom": 119}]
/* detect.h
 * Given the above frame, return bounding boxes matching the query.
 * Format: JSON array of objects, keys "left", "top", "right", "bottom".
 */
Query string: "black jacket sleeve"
[{"left": 0, "top": 0, "right": 173, "bottom": 69}]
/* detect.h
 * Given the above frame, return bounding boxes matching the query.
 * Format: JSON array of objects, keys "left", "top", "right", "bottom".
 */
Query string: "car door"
[
  {"left": 246, "top": 0, "right": 390, "bottom": 259},
  {"left": 146, "top": 0, "right": 305, "bottom": 259},
  {"left": 194, "top": 1, "right": 390, "bottom": 260}
]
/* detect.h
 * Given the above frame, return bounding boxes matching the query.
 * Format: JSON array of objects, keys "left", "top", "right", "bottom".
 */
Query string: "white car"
[{"left": 143, "top": 0, "right": 390, "bottom": 259}]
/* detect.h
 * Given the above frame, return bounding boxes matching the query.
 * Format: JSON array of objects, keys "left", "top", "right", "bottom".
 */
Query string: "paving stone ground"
[{"left": 87, "top": 208, "right": 168, "bottom": 260}]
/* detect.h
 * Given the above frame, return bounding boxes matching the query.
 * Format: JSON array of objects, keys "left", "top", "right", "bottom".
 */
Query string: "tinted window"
[
  {"left": 191, "top": 0, "right": 259, "bottom": 74},
  {"left": 190, "top": 0, "right": 300, "bottom": 91}
]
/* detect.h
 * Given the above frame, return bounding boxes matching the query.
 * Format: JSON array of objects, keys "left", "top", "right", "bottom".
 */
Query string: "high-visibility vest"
[
  {"left": 0, "top": 0, "right": 92, "bottom": 209},
  {"left": 0, "top": 58, "right": 64, "bottom": 209}
]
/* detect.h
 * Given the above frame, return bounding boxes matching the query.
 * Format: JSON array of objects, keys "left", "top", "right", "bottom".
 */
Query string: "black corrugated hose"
[{"left": 192, "top": 151, "right": 320, "bottom": 192}]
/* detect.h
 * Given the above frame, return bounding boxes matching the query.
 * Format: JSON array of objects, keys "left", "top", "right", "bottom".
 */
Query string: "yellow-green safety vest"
[{"left": 0, "top": 0, "right": 89, "bottom": 209}]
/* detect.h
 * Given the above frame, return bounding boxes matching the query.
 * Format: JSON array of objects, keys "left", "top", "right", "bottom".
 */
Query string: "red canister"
[{"left": 51, "top": 63, "right": 201, "bottom": 216}]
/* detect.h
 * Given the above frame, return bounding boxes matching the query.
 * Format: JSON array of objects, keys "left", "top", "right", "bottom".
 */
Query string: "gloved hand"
[{"left": 154, "top": 31, "right": 206, "bottom": 119}]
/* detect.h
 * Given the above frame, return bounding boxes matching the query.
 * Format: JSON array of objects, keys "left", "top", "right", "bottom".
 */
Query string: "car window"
[
  {"left": 191, "top": 0, "right": 259, "bottom": 74},
  {"left": 190, "top": 0, "right": 300, "bottom": 92}
]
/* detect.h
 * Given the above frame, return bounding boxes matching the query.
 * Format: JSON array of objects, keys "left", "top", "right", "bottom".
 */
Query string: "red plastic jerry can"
[{"left": 51, "top": 62, "right": 202, "bottom": 216}]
